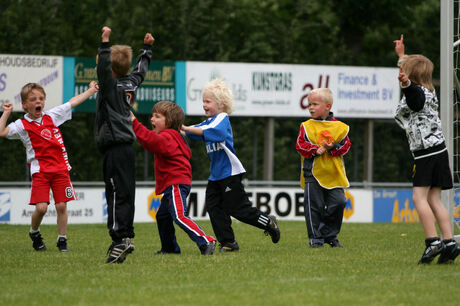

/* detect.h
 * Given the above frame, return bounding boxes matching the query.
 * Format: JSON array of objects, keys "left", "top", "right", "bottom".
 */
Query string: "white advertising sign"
[
  {"left": 0, "top": 54, "right": 63, "bottom": 111},
  {"left": 185, "top": 187, "right": 372, "bottom": 222},
  {"left": 185, "top": 61, "right": 399, "bottom": 118},
  {"left": 0, "top": 187, "right": 372, "bottom": 224},
  {"left": 2, "top": 188, "right": 103, "bottom": 225}
]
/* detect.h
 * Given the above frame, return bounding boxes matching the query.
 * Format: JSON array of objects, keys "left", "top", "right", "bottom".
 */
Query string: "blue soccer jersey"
[{"left": 186, "top": 112, "right": 245, "bottom": 181}]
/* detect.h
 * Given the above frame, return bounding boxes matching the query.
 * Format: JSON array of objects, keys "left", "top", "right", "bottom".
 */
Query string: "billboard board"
[{"left": 183, "top": 61, "right": 399, "bottom": 118}]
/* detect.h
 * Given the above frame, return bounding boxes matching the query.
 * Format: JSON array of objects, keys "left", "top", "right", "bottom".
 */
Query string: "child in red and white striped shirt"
[{"left": 0, "top": 81, "right": 98, "bottom": 252}]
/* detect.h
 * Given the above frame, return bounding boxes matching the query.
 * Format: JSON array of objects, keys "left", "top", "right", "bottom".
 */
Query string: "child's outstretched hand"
[
  {"left": 2, "top": 103, "right": 13, "bottom": 114},
  {"left": 130, "top": 111, "right": 136, "bottom": 122},
  {"left": 89, "top": 81, "right": 99, "bottom": 93},
  {"left": 144, "top": 33, "right": 155, "bottom": 45},
  {"left": 393, "top": 34, "right": 405, "bottom": 58},
  {"left": 181, "top": 124, "right": 203, "bottom": 136},
  {"left": 398, "top": 66, "right": 409, "bottom": 86},
  {"left": 101, "top": 26, "right": 111, "bottom": 42}
]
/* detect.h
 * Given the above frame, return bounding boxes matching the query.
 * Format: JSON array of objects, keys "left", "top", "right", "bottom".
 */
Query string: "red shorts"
[{"left": 30, "top": 171, "right": 76, "bottom": 205}]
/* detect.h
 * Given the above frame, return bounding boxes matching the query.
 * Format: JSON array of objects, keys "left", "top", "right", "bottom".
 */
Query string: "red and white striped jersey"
[{"left": 7, "top": 103, "right": 72, "bottom": 176}]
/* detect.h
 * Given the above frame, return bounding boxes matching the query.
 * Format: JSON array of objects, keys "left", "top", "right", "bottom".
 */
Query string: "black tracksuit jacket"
[{"left": 95, "top": 42, "right": 152, "bottom": 152}]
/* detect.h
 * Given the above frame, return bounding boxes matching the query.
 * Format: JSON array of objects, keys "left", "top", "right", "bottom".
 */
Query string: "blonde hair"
[
  {"left": 203, "top": 78, "right": 234, "bottom": 114},
  {"left": 152, "top": 101, "right": 185, "bottom": 132},
  {"left": 21, "top": 83, "right": 46, "bottom": 103},
  {"left": 111, "top": 45, "right": 133, "bottom": 77},
  {"left": 399, "top": 54, "right": 434, "bottom": 92},
  {"left": 308, "top": 88, "right": 333, "bottom": 105}
]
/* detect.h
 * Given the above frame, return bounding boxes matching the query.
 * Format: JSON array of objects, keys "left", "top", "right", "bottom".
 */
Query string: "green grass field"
[{"left": 1, "top": 221, "right": 459, "bottom": 305}]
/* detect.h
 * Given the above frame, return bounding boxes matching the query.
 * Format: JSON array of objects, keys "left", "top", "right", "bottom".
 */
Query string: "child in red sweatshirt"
[{"left": 131, "top": 101, "right": 216, "bottom": 255}]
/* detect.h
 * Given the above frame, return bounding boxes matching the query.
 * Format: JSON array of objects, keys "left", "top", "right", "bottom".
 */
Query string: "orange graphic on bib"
[{"left": 318, "top": 130, "right": 334, "bottom": 160}]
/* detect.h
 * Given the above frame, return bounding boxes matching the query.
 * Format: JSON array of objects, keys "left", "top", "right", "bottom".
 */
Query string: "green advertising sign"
[{"left": 73, "top": 58, "right": 175, "bottom": 113}]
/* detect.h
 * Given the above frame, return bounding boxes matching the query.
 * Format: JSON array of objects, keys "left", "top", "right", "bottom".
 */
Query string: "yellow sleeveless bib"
[{"left": 300, "top": 120, "right": 350, "bottom": 189}]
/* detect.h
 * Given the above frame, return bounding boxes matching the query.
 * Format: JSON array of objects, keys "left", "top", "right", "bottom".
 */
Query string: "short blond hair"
[
  {"left": 398, "top": 54, "right": 434, "bottom": 92},
  {"left": 21, "top": 83, "right": 46, "bottom": 104},
  {"left": 203, "top": 78, "right": 234, "bottom": 114},
  {"left": 308, "top": 88, "right": 333, "bottom": 105},
  {"left": 152, "top": 101, "right": 185, "bottom": 132},
  {"left": 111, "top": 45, "right": 133, "bottom": 77}
]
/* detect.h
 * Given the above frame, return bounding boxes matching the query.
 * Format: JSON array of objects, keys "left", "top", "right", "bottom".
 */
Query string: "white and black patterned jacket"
[{"left": 395, "top": 81, "right": 445, "bottom": 153}]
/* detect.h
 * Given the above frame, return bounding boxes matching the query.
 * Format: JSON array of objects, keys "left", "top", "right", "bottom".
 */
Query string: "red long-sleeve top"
[
  {"left": 296, "top": 117, "right": 351, "bottom": 159},
  {"left": 132, "top": 118, "right": 192, "bottom": 194}
]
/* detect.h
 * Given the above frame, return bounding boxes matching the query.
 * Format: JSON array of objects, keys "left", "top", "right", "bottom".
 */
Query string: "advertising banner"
[
  {"left": 184, "top": 61, "right": 399, "bottom": 118},
  {"left": 73, "top": 58, "right": 176, "bottom": 114},
  {"left": 0, "top": 187, "right": 373, "bottom": 224},
  {"left": 0, "top": 54, "right": 63, "bottom": 111},
  {"left": 373, "top": 189, "right": 419, "bottom": 223},
  {"left": 1, "top": 188, "right": 103, "bottom": 225},
  {"left": 454, "top": 189, "right": 460, "bottom": 224},
  {"left": 181, "top": 187, "right": 372, "bottom": 222}
]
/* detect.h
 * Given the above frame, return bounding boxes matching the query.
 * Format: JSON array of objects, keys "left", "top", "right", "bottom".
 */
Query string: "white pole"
[
  {"left": 440, "top": 0, "right": 455, "bottom": 236},
  {"left": 363, "top": 119, "right": 373, "bottom": 187},
  {"left": 263, "top": 117, "right": 274, "bottom": 181}
]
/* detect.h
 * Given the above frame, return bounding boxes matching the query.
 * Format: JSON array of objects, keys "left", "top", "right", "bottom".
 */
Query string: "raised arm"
[
  {"left": 398, "top": 66, "right": 409, "bottom": 87},
  {"left": 393, "top": 34, "right": 405, "bottom": 59},
  {"left": 69, "top": 81, "right": 99, "bottom": 108},
  {"left": 97, "top": 26, "right": 114, "bottom": 90},
  {"left": 128, "top": 32, "right": 154, "bottom": 86},
  {"left": 101, "top": 26, "right": 111, "bottom": 43},
  {"left": 144, "top": 33, "right": 154, "bottom": 46},
  {"left": 0, "top": 103, "right": 13, "bottom": 137}
]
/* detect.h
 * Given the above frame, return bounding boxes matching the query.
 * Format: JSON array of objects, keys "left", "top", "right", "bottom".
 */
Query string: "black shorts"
[{"left": 413, "top": 149, "right": 453, "bottom": 190}]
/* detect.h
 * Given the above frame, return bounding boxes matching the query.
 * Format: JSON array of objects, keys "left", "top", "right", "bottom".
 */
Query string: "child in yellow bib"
[{"left": 296, "top": 88, "right": 351, "bottom": 248}]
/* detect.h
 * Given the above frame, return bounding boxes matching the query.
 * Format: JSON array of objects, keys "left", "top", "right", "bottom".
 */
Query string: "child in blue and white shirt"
[
  {"left": 189, "top": 112, "right": 245, "bottom": 181},
  {"left": 182, "top": 78, "right": 280, "bottom": 252}
]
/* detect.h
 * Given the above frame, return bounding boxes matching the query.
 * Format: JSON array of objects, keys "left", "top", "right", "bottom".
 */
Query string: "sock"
[
  {"left": 57, "top": 235, "right": 67, "bottom": 241},
  {"left": 425, "top": 237, "right": 440, "bottom": 247},
  {"left": 30, "top": 228, "right": 40, "bottom": 234}
]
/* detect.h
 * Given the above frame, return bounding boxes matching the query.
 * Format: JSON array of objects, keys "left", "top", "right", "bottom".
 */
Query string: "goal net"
[{"left": 452, "top": 0, "right": 460, "bottom": 237}]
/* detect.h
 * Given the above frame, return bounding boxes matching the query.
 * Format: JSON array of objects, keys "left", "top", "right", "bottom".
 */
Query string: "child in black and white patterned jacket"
[{"left": 394, "top": 34, "right": 459, "bottom": 265}]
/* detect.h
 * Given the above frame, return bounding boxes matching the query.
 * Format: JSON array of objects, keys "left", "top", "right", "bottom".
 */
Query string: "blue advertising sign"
[
  {"left": 454, "top": 189, "right": 460, "bottom": 223},
  {"left": 373, "top": 189, "right": 419, "bottom": 223},
  {"left": 0, "top": 192, "right": 11, "bottom": 223}
]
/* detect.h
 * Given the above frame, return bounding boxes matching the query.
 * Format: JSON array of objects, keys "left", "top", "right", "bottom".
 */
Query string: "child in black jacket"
[{"left": 95, "top": 26, "right": 154, "bottom": 264}]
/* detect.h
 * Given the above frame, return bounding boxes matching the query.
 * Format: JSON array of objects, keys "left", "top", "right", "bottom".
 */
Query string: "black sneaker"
[
  {"left": 326, "top": 238, "right": 344, "bottom": 248},
  {"left": 199, "top": 241, "right": 216, "bottom": 255},
  {"left": 437, "top": 240, "right": 460, "bottom": 264},
  {"left": 418, "top": 239, "right": 444, "bottom": 265},
  {"left": 56, "top": 237, "right": 69, "bottom": 252},
  {"left": 264, "top": 215, "right": 280, "bottom": 243},
  {"left": 219, "top": 241, "right": 240, "bottom": 252},
  {"left": 29, "top": 231, "right": 46, "bottom": 251},
  {"left": 310, "top": 242, "right": 324, "bottom": 248},
  {"left": 105, "top": 238, "right": 135, "bottom": 264}
]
